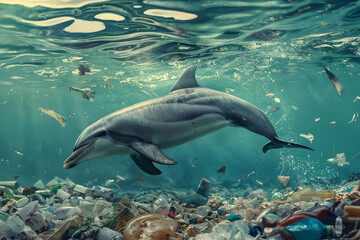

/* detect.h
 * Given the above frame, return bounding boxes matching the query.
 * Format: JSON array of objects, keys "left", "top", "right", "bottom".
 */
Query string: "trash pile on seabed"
[{"left": 0, "top": 176, "right": 359, "bottom": 240}]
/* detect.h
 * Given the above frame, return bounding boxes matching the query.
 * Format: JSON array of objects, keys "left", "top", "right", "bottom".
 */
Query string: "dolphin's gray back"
[{"left": 101, "top": 87, "right": 276, "bottom": 145}]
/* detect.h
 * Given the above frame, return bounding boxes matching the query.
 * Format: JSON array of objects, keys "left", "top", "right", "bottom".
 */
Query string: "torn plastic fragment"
[
  {"left": 347, "top": 113, "right": 358, "bottom": 124},
  {"left": 38, "top": 107, "right": 66, "bottom": 127},
  {"left": 300, "top": 133, "right": 314, "bottom": 143},
  {"left": 327, "top": 153, "right": 349, "bottom": 167},
  {"left": 324, "top": 67, "right": 343, "bottom": 97}
]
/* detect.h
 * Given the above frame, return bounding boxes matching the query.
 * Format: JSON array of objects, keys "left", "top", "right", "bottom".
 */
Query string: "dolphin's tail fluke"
[{"left": 262, "top": 137, "right": 313, "bottom": 153}]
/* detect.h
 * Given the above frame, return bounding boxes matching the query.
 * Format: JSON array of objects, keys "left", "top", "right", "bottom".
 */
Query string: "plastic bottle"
[
  {"left": 97, "top": 227, "right": 124, "bottom": 240},
  {"left": 343, "top": 205, "right": 360, "bottom": 223},
  {"left": 333, "top": 216, "right": 343, "bottom": 237},
  {"left": 284, "top": 217, "right": 331, "bottom": 240},
  {"left": 278, "top": 206, "right": 336, "bottom": 227}
]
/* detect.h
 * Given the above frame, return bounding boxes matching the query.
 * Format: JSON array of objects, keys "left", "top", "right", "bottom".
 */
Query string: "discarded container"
[
  {"left": 196, "top": 178, "right": 210, "bottom": 197},
  {"left": 343, "top": 205, "right": 360, "bottom": 223},
  {"left": 0, "top": 181, "right": 19, "bottom": 189},
  {"left": 123, "top": 214, "right": 182, "bottom": 240},
  {"left": 153, "top": 196, "right": 171, "bottom": 215},
  {"left": 225, "top": 214, "right": 242, "bottom": 222},
  {"left": 292, "top": 188, "right": 336, "bottom": 202},
  {"left": 97, "top": 227, "right": 124, "bottom": 240},
  {"left": 196, "top": 205, "right": 212, "bottom": 217},
  {"left": 284, "top": 217, "right": 331, "bottom": 240}
]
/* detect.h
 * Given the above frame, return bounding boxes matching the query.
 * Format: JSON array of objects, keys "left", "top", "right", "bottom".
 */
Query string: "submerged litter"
[
  {"left": 348, "top": 113, "right": 358, "bottom": 124},
  {"left": 324, "top": 67, "right": 343, "bottom": 97},
  {"left": 353, "top": 96, "right": 360, "bottom": 103},
  {"left": 69, "top": 87, "right": 95, "bottom": 101},
  {"left": 78, "top": 64, "right": 91, "bottom": 76},
  {"left": 327, "top": 153, "right": 350, "bottom": 167},
  {"left": 0, "top": 176, "right": 359, "bottom": 239},
  {"left": 300, "top": 133, "right": 314, "bottom": 143},
  {"left": 38, "top": 107, "right": 66, "bottom": 127},
  {"left": 217, "top": 166, "right": 226, "bottom": 174}
]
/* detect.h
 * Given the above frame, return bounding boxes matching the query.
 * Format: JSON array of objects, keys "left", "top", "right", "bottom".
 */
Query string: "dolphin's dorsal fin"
[{"left": 170, "top": 66, "right": 200, "bottom": 92}]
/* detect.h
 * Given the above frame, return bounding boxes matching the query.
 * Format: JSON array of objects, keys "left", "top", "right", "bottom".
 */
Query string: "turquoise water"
[{"left": 0, "top": 0, "right": 359, "bottom": 190}]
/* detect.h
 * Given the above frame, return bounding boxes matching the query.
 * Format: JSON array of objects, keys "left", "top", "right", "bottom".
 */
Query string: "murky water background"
[{"left": 0, "top": 0, "right": 359, "bottom": 190}]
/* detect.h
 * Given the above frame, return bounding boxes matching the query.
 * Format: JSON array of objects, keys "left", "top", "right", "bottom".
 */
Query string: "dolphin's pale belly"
[
  {"left": 150, "top": 113, "right": 230, "bottom": 149},
  {"left": 84, "top": 138, "right": 133, "bottom": 161}
]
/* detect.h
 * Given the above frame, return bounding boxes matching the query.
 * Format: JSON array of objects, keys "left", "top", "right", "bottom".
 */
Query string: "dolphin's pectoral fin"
[
  {"left": 170, "top": 66, "right": 201, "bottom": 92},
  {"left": 130, "top": 154, "right": 162, "bottom": 175},
  {"left": 130, "top": 141, "right": 177, "bottom": 165},
  {"left": 262, "top": 137, "right": 314, "bottom": 153}
]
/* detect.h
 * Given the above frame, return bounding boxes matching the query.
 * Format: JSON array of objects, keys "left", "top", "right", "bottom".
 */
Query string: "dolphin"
[{"left": 64, "top": 67, "right": 313, "bottom": 175}]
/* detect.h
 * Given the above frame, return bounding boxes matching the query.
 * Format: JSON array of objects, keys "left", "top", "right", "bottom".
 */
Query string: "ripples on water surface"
[{"left": 0, "top": 0, "right": 359, "bottom": 187}]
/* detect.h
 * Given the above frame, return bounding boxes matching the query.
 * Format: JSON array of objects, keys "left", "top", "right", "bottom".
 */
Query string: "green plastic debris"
[
  {"left": 49, "top": 184, "right": 61, "bottom": 193},
  {"left": 225, "top": 214, "right": 242, "bottom": 222},
  {"left": 4, "top": 188, "right": 21, "bottom": 201}
]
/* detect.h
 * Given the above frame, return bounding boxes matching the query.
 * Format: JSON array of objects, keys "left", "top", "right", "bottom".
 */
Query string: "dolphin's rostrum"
[{"left": 64, "top": 67, "right": 313, "bottom": 175}]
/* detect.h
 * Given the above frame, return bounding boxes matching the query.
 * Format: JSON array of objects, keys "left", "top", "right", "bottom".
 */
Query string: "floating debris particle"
[
  {"left": 348, "top": 113, "right": 358, "bottom": 124},
  {"left": 216, "top": 166, "right": 226, "bottom": 174},
  {"left": 327, "top": 153, "right": 349, "bottom": 167},
  {"left": 14, "top": 150, "right": 23, "bottom": 156},
  {"left": 329, "top": 121, "right": 336, "bottom": 124},
  {"left": 14, "top": 174, "right": 20, "bottom": 180},
  {"left": 252, "top": 64, "right": 260, "bottom": 70},
  {"left": 273, "top": 107, "right": 279, "bottom": 112},
  {"left": 265, "top": 93, "right": 274, "bottom": 97},
  {"left": 349, "top": 151, "right": 360, "bottom": 164},
  {"left": 104, "top": 78, "right": 110, "bottom": 88},
  {"left": 274, "top": 97, "right": 280, "bottom": 103},
  {"left": 256, "top": 180, "right": 263, "bottom": 185},
  {"left": 225, "top": 88, "right": 235, "bottom": 94},
  {"left": 116, "top": 175, "right": 125, "bottom": 181},
  {"left": 188, "top": 158, "right": 196, "bottom": 168},
  {"left": 105, "top": 179, "right": 114, "bottom": 186},
  {"left": 69, "top": 87, "right": 95, "bottom": 101},
  {"left": 300, "top": 133, "right": 314, "bottom": 143},
  {"left": 353, "top": 96, "right": 360, "bottom": 103},
  {"left": 278, "top": 175, "right": 290, "bottom": 186},
  {"left": 38, "top": 107, "right": 66, "bottom": 127},
  {"left": 291, "top": 105, "right": 298, "bottom": 110},
  {"left": 324, "top": 67, "right": 343, "bottom": 97},
  {"left": 248, "top": 171, "right": 255, "bottom": 176},
  {"left": 315, "top": 117, "right": 320, "bottom": 122},
  {"left": 68, "top": 113, "right": 76, "bottom": 119},
  {"left": 78, "top": 64, "right": 91, "bottom": 76}
]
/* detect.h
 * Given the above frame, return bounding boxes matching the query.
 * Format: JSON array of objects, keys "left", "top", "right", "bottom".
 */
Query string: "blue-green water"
[{"left": 0, "top": 0, "right": 359, "bottom": 190}]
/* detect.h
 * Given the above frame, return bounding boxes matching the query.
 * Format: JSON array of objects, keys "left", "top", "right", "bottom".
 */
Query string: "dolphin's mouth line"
[{"left": 63, "top": 140, "right": 95, "bottom": 169}]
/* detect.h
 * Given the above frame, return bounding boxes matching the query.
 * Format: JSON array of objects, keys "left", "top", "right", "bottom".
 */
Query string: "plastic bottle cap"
[{"left": 324, "top": 225, "right": 332, "bottom": 236}]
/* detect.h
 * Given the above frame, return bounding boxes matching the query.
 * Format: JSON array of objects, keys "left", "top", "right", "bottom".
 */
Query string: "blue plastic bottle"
[{"left": 284, "top": 217, "right": 331, "bottom": 240}]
